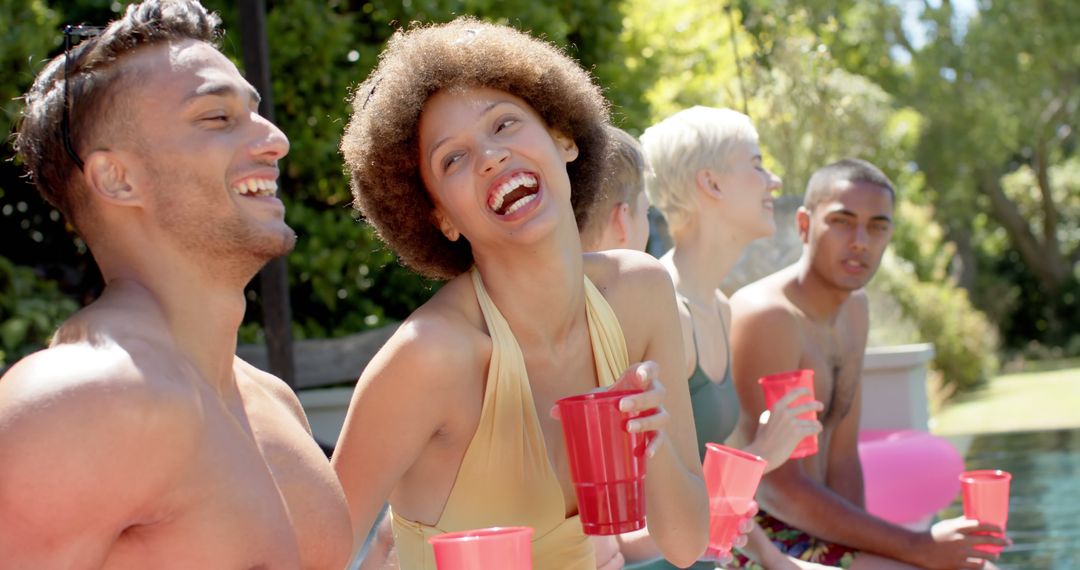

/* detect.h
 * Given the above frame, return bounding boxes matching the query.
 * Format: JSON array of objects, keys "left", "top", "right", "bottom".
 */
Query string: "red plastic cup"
[
  {"left": 703, "top": 443, "right": 768, "bottom": 501},
  {"left": 428, "top": 526, "right": 534, "bottom": 570},
  {"left": 556, "top": 389, "right": 649, "bottom": 535},
  {"left": 758, "top": 369, "right": 818, "bottom": 459},
  {"left": 704, "top": 497, "right": 757, "bottom": 558},
  {"left": 960, "top": 469, "right": 1011, "bottom": 554}
]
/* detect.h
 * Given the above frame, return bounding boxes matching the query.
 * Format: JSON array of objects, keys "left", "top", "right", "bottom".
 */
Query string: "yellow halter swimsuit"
[{"left": 391, "top": 268, "right": 630, "bottom": 569}]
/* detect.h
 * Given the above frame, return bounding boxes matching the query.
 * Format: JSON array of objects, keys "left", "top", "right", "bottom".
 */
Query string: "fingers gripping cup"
[
  {"left": 758, "top": 369, "right": 819, "bottom": 459},
  {"left": 556, "top": 389, "right": 649, "bottom": 535},
  {"left": 703, "top": 497, "right": 757, "bottom": 560},
  {"left": 428, "top": 526, "right": 534, "bottom": 570},
  {"left": 960, "top": 469, "right": 1011, "bottom": 554}
]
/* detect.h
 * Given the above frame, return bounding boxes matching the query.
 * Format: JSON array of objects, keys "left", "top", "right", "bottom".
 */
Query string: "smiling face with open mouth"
[
  {"left": 116, "top": 40, "right": 294, "bottom": 266},
  {"left": 417, "top": 86, "right": 579, "bottom": 250}
]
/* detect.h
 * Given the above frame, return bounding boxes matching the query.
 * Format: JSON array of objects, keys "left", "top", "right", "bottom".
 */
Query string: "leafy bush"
[
  {"left": 0, "top": 255, "right": 79, "bottom": 368},
  {"left": 2, "top": 0, "right": 640, "bottom": 346},
  {"left": 874, "top": 252, "right": 999, "bottom": 398}
]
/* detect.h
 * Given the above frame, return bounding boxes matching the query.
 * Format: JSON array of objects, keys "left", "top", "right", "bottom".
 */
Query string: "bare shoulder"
[
  {"left": 730, "top": 268, "right": 795, "bottom": 315},
  {"left": 584, "top": 249, "right": 675, "bottom": 303},
  {"left": 842, "top": 289, "right": 870, "bottom": 319},
  {"left": 839, "top": 289, "right": 871, "bottom": 345},
  {"left": 0, "top": 342, "right": 200, "bottom": 427},
  {"left": 584, "top": 250, "right": 682, "bottom": 365},
  {"left": 729, "top": 269, "right": 803, "bottom": 371},
  {"left": 0, "top": 343, "right": 200, "bottom": 541},
  {"left": 360, "top": 274, "right": 488, "bottom": 395},
  {"left": 235, "top": 358, "right": 309, "bottom": 427},
  {"left": 730, "top": 270, "right": 799, "bottom": 332}
]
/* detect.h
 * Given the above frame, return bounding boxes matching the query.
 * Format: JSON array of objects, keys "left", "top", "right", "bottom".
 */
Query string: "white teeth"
[
  {"left": 490, "top": 173, "right": 538, "bottom": 211},
  {"left": 504, "top": 192, "right": 537, "bottom": 215},
  {"left": 231, "top": 178, "right": 278, "bottom": 197}
]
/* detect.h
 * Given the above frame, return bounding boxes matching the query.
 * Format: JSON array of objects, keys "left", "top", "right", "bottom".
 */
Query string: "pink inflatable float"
[{"left": 858, "top": 430, "right": 964, "bottom": 525}]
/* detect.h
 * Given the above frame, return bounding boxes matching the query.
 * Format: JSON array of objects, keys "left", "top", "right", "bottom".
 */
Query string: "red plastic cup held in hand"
[
  {"left": 758, "top": 369, "right": 819, "bottom": 459},
  {"left": 556, "top": 389, "right": 649, "bottom": 535},
  {"left": 428, "top": 526, "right": 534, "bottom": 570},
  {"left": 702, "top": 443, "right": 768, "bottom": 501},
  {"left": 960, "top": 469, "right": 1011, "bottom": 554}
]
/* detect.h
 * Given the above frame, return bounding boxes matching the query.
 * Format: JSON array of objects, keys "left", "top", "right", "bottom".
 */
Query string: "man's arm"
[
  {"left": 823, "top": 380, "right": 865, "bottom": 509},
  {"left": 0, "top": 347, "right": 192, "bottom": 567}
]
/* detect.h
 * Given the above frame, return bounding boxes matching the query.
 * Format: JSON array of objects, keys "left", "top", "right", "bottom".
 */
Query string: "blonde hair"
[{"left": 640, "top": 106, "right": 758, "bottom": 232}]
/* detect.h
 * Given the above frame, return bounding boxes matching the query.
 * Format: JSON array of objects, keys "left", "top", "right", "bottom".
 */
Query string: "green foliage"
[
  {"left": 1, "top": 0, "right": 60, "bottom": 131},
  {"left": 890, "top": 201, "right": 953, "bottom": 283},
  {"left": 1, "top": 0, "right": 638, "bottom": 347},
  {"left": 875, "top": 253, "right": 999, "bottom": 398},
  {"left": 2, "top": 0, "right": 1073, "bottom": 371},
  {"left": 620, "top": 0, "right": 748, "bottom": 128},
  {"left": 0, "top": 256, "right": 79, "bottom": 368},
  {"left": 273, "top": 201, "right": 439, "bottom": 339}
]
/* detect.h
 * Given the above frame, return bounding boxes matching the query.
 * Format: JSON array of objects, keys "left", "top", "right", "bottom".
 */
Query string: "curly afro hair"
[{"left": 341, "top": 17, "right": 611, "bottom": 280}]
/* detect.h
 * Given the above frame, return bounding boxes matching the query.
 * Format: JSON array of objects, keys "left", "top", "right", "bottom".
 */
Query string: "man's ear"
[
  {"left": 695, "top": 169, "right": 722, "bottom": 200},
  {"left": 796, "top": 206, "right": 811, "bottom": 243},
  {"left": 431, "top": 207, "right": 460, "bottom": 242},
  {"left": 609, "top": 201, "right": 631, "bottom": 247},
  {"left": 552, "top": 131, "right": 579, "bottom": 163},
  {"left": 83, "top": 151, "right": 140, "bottom": 207}
]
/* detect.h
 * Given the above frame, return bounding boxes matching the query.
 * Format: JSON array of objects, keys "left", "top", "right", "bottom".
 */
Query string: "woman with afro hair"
[{"left": 333, "top": 18, "right": 708, "bottom": 570}]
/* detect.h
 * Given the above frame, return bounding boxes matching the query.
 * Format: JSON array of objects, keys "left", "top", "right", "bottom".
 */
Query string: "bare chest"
[
  {"left": 799, "top": 322, "right": 861, "bottom": 427},
  {"left": 103, "top": 385, "right": 351, "bottom": 570}
]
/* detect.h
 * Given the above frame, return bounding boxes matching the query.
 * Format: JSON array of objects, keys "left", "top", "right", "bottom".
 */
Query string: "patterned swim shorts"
[{"left": 731, "top": 509, "right": 858, "bottom": 569}]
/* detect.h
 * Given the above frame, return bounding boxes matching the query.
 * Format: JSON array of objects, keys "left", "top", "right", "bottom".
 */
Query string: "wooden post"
[{"left": 238, "top": 0, "right": 296, "bottom": 389}]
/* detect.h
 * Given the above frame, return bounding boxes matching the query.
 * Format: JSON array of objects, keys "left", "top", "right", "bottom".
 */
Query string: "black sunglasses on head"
[{"left": 61, "top": 24, "right": 105, "bottom": 169}]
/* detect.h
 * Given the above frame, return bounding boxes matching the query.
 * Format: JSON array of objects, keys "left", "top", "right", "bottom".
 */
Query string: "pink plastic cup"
[
  {"left": 703, "top": 497, "right": 757, "bottom": 558},
  {"left": 702, "top": 443, "right": 768, "bottom": 501},
  {"left": 960, "top": 469, "right": 1011, "bottom": 554},
  {"left": 556, "top": 389, "right": 649, "bottom": 535},
  {"left": 758, "top": 369, "right": 819, "bottom": 459},
  {"left": 428, "top": 526, "right": 534, "bottom": 570}
]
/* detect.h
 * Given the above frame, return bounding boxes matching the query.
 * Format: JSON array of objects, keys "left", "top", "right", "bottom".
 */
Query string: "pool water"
[{"left": 938, "top": 428, "right": 1080, "bottom": 569}]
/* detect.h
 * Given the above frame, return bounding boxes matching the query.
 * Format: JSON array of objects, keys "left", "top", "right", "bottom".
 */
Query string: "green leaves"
[{"left": 0, "top": 256, "right": 78, "bottom": 368}]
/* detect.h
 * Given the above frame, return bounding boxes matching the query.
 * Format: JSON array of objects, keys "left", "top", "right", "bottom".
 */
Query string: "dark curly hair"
[
  {"left": 15, "top": 0, "right": 220, "bottom": 233},
  {"left": 341, "top": 17, "right": 612, "bottom": 280}
]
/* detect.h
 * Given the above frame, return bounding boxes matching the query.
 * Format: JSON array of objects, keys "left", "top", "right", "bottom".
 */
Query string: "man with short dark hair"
[
  {"left": 728, "top": 159, "right": 1007, "bottom": 569},
  {"left": 2, "top": 1, "right": 353, "bottom": 566}
]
